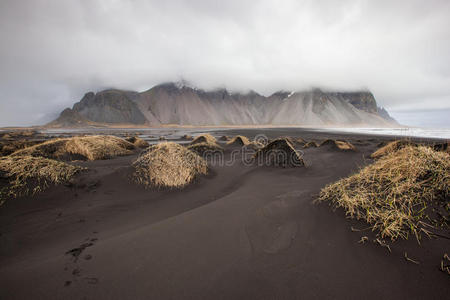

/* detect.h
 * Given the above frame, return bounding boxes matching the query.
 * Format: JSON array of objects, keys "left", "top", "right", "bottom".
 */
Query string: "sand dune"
[{"left": 0, "top": 129, "right": 448, "bottom": 299}]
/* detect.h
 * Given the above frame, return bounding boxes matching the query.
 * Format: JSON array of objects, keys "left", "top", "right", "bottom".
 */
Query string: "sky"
[{"left": 0, "top": 0, "right": 449, "bottom": 127}]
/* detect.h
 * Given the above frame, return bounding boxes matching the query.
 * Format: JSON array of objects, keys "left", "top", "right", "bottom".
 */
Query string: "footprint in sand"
[
  {"left": 243, "top": 191, "right": 304, "bottom": 255},
  {"left": 63, "top": 234, "right": 98, "bottom": 286},
  {"left": 263, "top": 220, "right": 298, "bottom": 254}
]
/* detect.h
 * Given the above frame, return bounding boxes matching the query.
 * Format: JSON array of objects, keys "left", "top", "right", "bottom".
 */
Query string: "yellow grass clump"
[
  {"left": 317, "top": 145, "right": 450, "bottom": 241},
  {"left": 125, "top": 136, "right": 149, "bottom": 148},
  {"left": 371, "top": 140, "right": 414, "bottom": 158},
  {"left": 246, "top": 140, "right": 264, "bottom": 150},
  {"left": 132, "top": 142, "right": 208, "bottom": 188},
  {"left": 11, "top": 135, "right": 135, "bottom": 161},
  {"left": 226, "top": 135, "right": 250, "bottom": 146},
  {"left": 182, "top": 134, "right": 193, "bottom": 140},
  {"left": 0, "top": 156, "right": 84, "bottom": 205},
  {"left": 320, "top": 139, "right": 356, "bottom": 151},
  {"left": 303, "top": 141, "right": 320, "bottom": 148},
  {"left": 1, "top": 140, "right": 44, "bottom": 156},
  {"left": 254, "top": 138, "right": 304, "bottom": 167},
  {"left": 296, "top": 137, "right": 306, "bottom": 144},
  {"left": 187, "top": 142, "right": 224, "bottom": 156},
  {"left": 190, "top": 134, "right": 217, "bottom": 145}
]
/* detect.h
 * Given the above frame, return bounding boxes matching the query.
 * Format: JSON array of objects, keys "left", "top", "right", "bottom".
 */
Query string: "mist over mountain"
[{"left": 49, "top": 82, "right": 396, "bottom": 127}]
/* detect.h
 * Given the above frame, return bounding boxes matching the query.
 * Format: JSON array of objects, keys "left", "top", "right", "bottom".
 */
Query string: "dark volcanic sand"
[{"left": 0, "top": 128, "right": 448, "bottom": 299}]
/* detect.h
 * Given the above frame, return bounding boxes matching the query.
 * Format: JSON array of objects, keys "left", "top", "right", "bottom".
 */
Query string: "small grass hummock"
[
  {"left": 254, "top": 138, "right": 304, "bottom": 167},
  {"left": 226, "top": 135, "right": 250, "bottom": 147},
  {"left": 132, "top": 142, "right": 208, "bottom": 188},
  {"left": 190, "top": 134, "right": 217, "bottom": 145},
  {"left": 320, "top": 139, "right": 356, "bottom": 151},
  {"left": 317, "top": 145, "right": 450, "bottom": 242},
  {"left": 11, "top": 135, "right": 135, "bottom": 161},
  {"left": 371, "top": 140, "right": 414, "bottom": 159},
  {"left": 303, "top": 141, "right": 320, "bottom": 148},
  {"left": 0, "top": 139, "right": 44, "bottom": 156},
  {"left": 187, "top": 142, "right": 224, "bottom": 156},
  {"left": 125, "top": 136, "right": 149, "bottom": 148},
  {"left": 296, "top": 137, "right": 306, "bottom": 144},
  {"left": 0, "top": 156, "right": 84, "bottom": 206}
]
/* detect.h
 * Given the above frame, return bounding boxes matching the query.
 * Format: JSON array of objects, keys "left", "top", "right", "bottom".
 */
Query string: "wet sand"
[{"left": 0, "top": 128, "right": 448, "bottom": 299}]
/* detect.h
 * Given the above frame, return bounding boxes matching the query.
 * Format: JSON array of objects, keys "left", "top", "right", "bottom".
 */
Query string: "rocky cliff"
[{"left": 49, "top": 82, "right": 397, "bottom": 127}]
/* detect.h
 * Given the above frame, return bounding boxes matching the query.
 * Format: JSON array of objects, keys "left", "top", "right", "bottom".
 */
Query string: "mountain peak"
[{"left": 49, "top": 82, "right": 398, "bottom": 127}]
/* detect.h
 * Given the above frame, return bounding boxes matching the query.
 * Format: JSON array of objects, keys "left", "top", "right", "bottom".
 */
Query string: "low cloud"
[{"left": 0, "top": 0, "right": 449, "bottom": 126}]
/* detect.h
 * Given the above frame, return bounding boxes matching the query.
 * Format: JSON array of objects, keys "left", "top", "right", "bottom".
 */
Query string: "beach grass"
[
  {"left": 11, "top": 135, "right": 135, "bottom": 161},
  {"left": 133, "top": 142, "right": 208, "bottom": 188},
  {"left": 0, "top": 155, "right": 84, "bottom": 205},
  {"left": 317, "top": 145, "right": 449, "bottom": 241}
]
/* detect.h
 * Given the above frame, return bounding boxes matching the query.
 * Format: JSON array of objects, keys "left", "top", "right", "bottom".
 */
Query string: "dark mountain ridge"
[{"left": 48, "top": 82, "right": 397, "bottom": 127}]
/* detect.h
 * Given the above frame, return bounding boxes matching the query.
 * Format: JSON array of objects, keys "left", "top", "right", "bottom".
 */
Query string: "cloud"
[{"left": 0, "top": 0, "right": 449, "bottom": 126}]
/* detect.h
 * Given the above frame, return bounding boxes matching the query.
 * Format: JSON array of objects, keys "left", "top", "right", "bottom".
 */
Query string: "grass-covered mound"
[
  {"left": 226, "top": 135, "right": 250, "bottom": 147},
  {"left": 254, "top": 138, "right": 304, "bottom": 167},
  {"left": 317, "top": 145, "right": 449, "bottom": 241},
  {"left": 125, "top": 136, "right": 149, "bottom": 148},
  {"left": 1, "top": 130, "right": 38, "bottom": 140},
  {"left": 0, "top": 139, "right": 44, "bottom": 156},
  {"left": 225, "top": 135, "right": 263, "bottom": 149},
  {"left": 371, "top": 140, "right": 414, "bottom": 158},
  {"left": 296, "top": 137, "right": 306, "bottom": 144},
  {"left": 245, "top": 141, "right": 264, "bottom": 150},
  {"left": 303, "top": 141, "right": 320, "bottom": 148},
  {"left": 190, "top": 134, "right": 217, "bottom": 145},
  {"left": 132, "top": 142, "right": 208, "bottom": 188},
  {"left": 320, "top": 139, "right": 356, "bottom": 151},
  {"left": 11, "top": 135, "right": 135, "bottom": 161},
  {"left": 187, "top": 142, "right": 224, "bottom": 156},
  {"left": 0, "top": 156, "right": 84, "bottom": 205}
]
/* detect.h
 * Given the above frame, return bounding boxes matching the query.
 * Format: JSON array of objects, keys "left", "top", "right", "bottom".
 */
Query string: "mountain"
[{"left": 48, "top": 82, "right": 397, "bottom": 127}]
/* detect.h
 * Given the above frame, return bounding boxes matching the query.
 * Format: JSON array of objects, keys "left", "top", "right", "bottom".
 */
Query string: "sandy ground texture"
[{"left": 0, "top": 128, "right": 448, "bottom": 299}]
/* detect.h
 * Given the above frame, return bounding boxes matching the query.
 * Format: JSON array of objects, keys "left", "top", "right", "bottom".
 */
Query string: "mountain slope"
[{"left": 49, "top": 83, "right": 397, "bottom": 127}]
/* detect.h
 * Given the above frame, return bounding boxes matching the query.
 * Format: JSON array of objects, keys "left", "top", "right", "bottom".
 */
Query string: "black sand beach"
[{"left": 0, "top": 128, "right": 448, "bottom": 299}]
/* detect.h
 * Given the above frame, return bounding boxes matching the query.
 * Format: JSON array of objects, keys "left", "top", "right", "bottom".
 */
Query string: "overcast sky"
[{"left": 0, "top": 0, "right": 449, "bottom": 127}]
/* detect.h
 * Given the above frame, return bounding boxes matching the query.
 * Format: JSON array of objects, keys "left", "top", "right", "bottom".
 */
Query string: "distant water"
[
  {"left": 325, "top": 127, "right": 450, "bottom": 140},
  {"left": 20, "top": 126, "right": 450, "bottom": 141}
]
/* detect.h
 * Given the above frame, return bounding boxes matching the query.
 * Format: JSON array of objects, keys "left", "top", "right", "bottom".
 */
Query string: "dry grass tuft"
[
  {"left": 191, "top": 134, "right": 217, "bottom": 145},
  {"left": 0, "top": 156, "right": 84, "bottom": 205},
  {"left": 1, "top": 130, "right": 38, "bottom": 140},
  {"left": 226, "top": 135, "right": 250, "bottom": 146},
  {"left": 317, "top": 145, "right": 450, "bottom": 241},
  {"left": 246, "top": 141, "right": 264, "bottom": 150},
  {"left": 132, "top": 142, "right": 208, "bottom": 188},
  {"left": 303, "top": 141, "right": 320, "bottom": 148},
  {"left": 11, "top": 135, "right": 135, "bottom": 161},
  {"left": 320, "top": 139, "right": 356, "bottom": 151},
  {"left": 1, "top": 140, "right": 44, "bottom": 156},
  {"left": 125, "top": 136, "right": 149, "bottom": 148},
  {"left": 187, "top": 142, "right": 224, "bottom": 156},
  {"left": 182, "top": 134, "right": 193, "bottom": 140},
  {"left": 254, "top": 138, "right": 304, "bottom": 167},
  {"left": 296, "top": 137, "right": 306, "bottom": 145},
  {"left": 334, "top": 140, "right": 356, "bottom": 151},
  {"left": 371, "top": 140, "right": 414, "bottom": 158}
]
